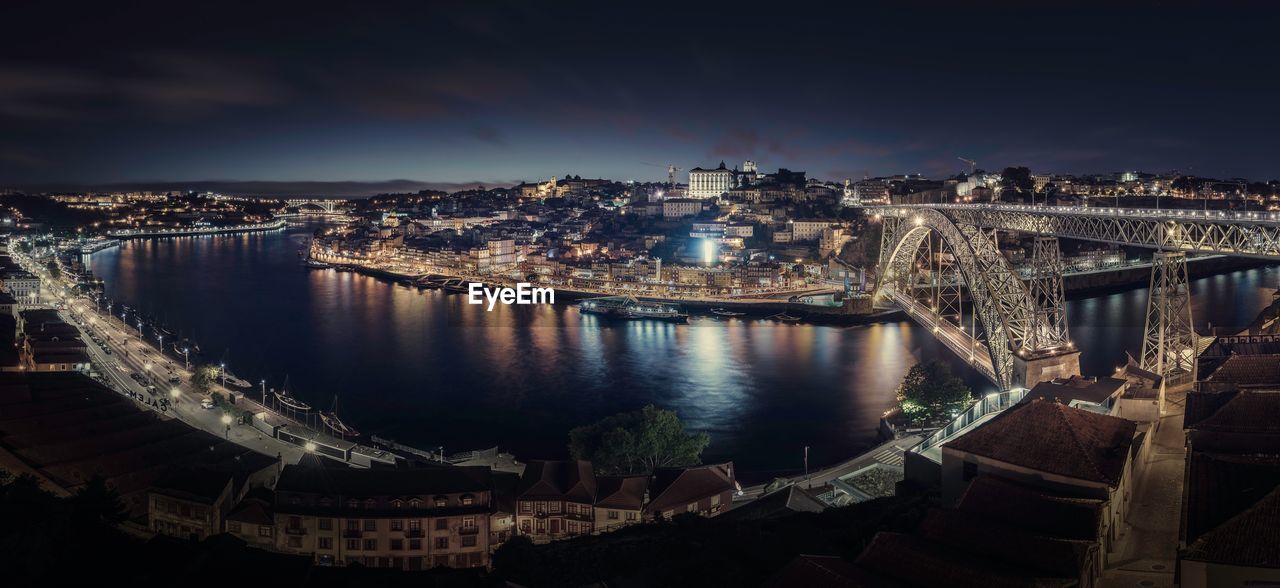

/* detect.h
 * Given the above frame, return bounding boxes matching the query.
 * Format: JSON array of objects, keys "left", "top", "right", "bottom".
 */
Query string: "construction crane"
[
  {"left": 641, "top": 162, "right": 682, "bottom": 186},
  {"left": 957, "top": 157, "right": 977, "bottom": 176}
]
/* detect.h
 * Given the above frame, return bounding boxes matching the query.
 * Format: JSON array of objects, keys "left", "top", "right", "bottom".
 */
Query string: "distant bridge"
[{"left": 866, "top": 204, "right": 1223, "bottom": 392}]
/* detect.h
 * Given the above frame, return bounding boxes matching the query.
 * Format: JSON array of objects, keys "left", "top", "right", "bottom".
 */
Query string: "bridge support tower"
[
  {"left": 1141, "top": 251, "right": 1197, "bottom": 390},
  {"left": 1011, "top": 236, "right": 1080, "bottom": 388}
]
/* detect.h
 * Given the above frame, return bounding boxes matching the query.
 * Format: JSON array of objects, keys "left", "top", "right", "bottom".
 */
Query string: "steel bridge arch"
[{"left": 875, "top": 208, "right": 1048, "bottom": 390}]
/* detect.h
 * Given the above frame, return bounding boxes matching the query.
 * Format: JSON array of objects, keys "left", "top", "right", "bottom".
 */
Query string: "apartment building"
[{"left": 270, "top": 456, "right": 498, "bottom": 570}]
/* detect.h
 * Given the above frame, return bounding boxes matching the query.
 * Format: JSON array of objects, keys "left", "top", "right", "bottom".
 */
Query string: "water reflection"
[{"left": 87, "top": 226, "right": 1278, "bottom": 482}]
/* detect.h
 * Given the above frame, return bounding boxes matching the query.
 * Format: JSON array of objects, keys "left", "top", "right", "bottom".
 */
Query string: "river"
[{"left": 86, "top": 223, "right": 1280, "bottom": 482}]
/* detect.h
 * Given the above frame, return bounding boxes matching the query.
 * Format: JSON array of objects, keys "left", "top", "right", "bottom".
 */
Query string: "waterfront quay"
[
  {"left": 107, "top": 218, "right": 287, "bottom": 239},
  {"left": 9, "top": 244, "right": 399, "bottom": 471}
]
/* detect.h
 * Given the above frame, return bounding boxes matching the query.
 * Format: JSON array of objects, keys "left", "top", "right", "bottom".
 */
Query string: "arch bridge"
[{"left": 868, "top": 203, "right": 1258, "bottom": 391}]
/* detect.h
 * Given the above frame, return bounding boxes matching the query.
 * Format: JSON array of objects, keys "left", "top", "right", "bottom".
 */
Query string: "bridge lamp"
[{"left": 305, "top": 442, "right": 317, "bottom": 453}]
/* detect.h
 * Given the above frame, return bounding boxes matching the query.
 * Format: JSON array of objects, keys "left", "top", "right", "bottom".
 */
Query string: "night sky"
[{"left": 3, "top": 1, "right": 1278, "bottom": 195}]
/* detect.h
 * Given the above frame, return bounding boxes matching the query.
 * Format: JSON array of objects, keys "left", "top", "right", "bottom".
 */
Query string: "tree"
[
  {"left": 896, "top": 361, "right": 972, "bottom": 427},
  {"left": 191, "top": 364, "right": 219, "bottom": 395},
  {"left": 69, "top": 476, "right": 126, "bottom": 527},
  {"left": 568, "top": 405, "right": 709, "bottom": 475},
  {"left": 1000, "top": 166, "right": 1034, "bottom": 199}
]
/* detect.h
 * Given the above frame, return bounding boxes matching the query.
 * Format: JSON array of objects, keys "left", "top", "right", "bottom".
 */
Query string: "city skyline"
[{"left": 5, "top": 1, "right": 1280, "bottom": 193}]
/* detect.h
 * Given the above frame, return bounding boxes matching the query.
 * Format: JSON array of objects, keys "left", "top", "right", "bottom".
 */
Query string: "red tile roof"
[
  {"left": 593, "top": 475, "right": 647, "bottom": 510},
  {"left": 645, "top": 462, "right": 735, "bottom": 514},
  {"left": 1204, "top": 353, "right": 1280, "bottom": 387},
  {"left": 515, "top": 460, "right": 596, "bottom": 503},
  {"left": 1182, "top": 484, "right": 1280, "bottom": 568},
  {"left": 943, "top": 399, "right": 1136, "bottom": 486},
  {"left": 956, "top": 475, "right": 1103, "bottom": 541}
]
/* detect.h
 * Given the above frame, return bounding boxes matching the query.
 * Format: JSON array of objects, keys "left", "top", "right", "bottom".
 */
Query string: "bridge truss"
[
  {"left": 875, "top": 209, "right": 1073, "bottom": 390},
  {"left": 878, "top": 203, "right": 1280, "bottom": 260}
]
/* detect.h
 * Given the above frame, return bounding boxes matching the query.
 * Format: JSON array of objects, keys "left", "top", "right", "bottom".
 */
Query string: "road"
[{"left": 13, "top": 248, "right": 309, "bottom": 466}]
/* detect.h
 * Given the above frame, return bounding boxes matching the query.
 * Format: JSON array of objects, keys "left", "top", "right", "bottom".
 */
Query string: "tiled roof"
[
  {"left": 1182, "top": 483, "right": 1280, "bottom": 568},
  {"left": 1193, "top": 390, "right": 1280, "bottom": 435},
  {"left": 943, "top": 399, "right": 1136, "bottom": 486},
  {"left": 764, "top": 555, "right": 867, "bottom": 587},
  {"left": 1182, "top": 451, "right": 1280, "bottom": 545},
  {"left": 956, "top": 475, "right": 1103, "bottom": 541},
  {"left": 1024, "top": 375, "right": 1126, "bottom": 405},
  {"left": 1204, "top": 353, "right": 1280, "bottom": 387},
  {"left": 515, "top": 460, "right": 596, "bottom": 503},
  {"left": 645, "top": 462, "right": 735, "bottom": 514},
  {"left": 856, "top": 532, "right": 1076, "bottom": 588},
  {"left": 593, "top": 475, "right": 647, "bottom": 510},
  {"left": 720, "top": 484, "right": 826, "bottom": 522},
  {"left": 917, "top": 508, "right": 1095, "bottom": 579}
]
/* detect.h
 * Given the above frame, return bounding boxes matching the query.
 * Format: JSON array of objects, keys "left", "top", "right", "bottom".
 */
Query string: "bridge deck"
[{"left": 885, "top": 286, "right": 997, "bottom": 384}]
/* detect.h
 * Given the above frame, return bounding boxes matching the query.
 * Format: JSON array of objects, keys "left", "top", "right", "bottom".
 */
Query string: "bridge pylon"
[
  {"left": 1011, "top": 236, "right": 1080, "bottom": 389},
  {"left": 1140, "top": 251, "right": 1197, "bottom": 389}
]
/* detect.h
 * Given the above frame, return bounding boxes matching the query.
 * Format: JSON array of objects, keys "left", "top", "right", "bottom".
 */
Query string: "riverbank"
[{"left": 107, "top": 218, "right": 286, "bottom": 239}]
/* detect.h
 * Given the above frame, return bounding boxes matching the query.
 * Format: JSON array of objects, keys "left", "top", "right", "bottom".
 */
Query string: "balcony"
[
  {"left": 406, "top": 529, "right": 424, "bottom": 538},
  {"left": 459, "top": 526, "right": 479, "bottom": 535},
  {"left": 341, "top": 529, "right": 363, "bottom": 538},
  {"left": 284, "top": 526, "right": 308, "bottom": 536}
]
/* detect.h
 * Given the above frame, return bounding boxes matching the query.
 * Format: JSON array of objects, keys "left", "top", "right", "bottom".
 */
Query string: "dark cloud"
[{"left": 3, "top": 1, "right": 1280, "bottom": 184}]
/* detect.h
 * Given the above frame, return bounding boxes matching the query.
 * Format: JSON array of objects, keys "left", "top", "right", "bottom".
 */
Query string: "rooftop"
[{"left": 943, "top": 399, "right": 1136, "bottom": 487}]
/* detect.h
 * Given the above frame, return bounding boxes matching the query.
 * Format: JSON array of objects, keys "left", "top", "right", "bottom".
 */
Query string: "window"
[
  {"left": 318, "top": 518, "right": 332, "bottom": 531},
  {"left": 319, "top": 537, "right": 332, "bottom": 550},
  {"left": 461, "top": 494, "right": 474, "bottom": 506},
  {"left": 435, "top": 519, "right": 448, "bottom": 530},
  {"left": 548, "top": 502, "right": 561, "bottom": 513},
  {"left": 346, "top": 519, "right": 359, "bottom": 531},
  {"left": 462, "top": 517, "right": 475, "bottom": 529},
  {"left": 535, "top": 520, "right": 545, "bottom": 533},
  {"left": 520, "top": 520, "right": 531, "bottom": 534},
  {"left": 363, "top": 539, "right": 377, "bottom": 551},
  {"left": 461, "top": 535, "right": 476, "bottom": 547},
  {"left": 519, "top": 502, "right": 532, "bottom": 514},
  {"left": 363, "top": 519, "right": 377, "bottom": 531},
  {"left": 227, "top": 521, "right": 241, "bottom": 532},
  {"left": 534, "top": 501, "right": 546, "bottom": 513},
  {"left": 607, "top": 510, "right": 618, "bottom": 520},
  {"left": 434, "top": 496, "right": 447, "bottom": 507},
  {"left": 711, "top": 494, "right": 720, "bottom": 507},
  {"left": 625, "top": 512, "right": 636, "bottom": 521},
  {"left": 391, "top": 499, "right": 403, "bottom": 509},
  {"left": 347, "top": 539, "right": 360, "bottom": 551},
  {"left": 409, "top": 539, "right": 422, "bottom": 551},
  {"left": 434, "top": 537, "right": 449, "bottom": 550},
  {"left": 687, "top": 503, "right": 696, "bottom": 513},
  {"left": 409, "top": 499, "right": 421, "bottom": 508},
  {"left": 288, "top": 516, "right": 302, "bottom": 529},
  {"left": 258, "top": 526, "right": 273, "bottom": 537},
  {"left": 963, "top": 461, "right": 979, "bottom": 481},
  {"left": 347, "top": 499, "right": 359, "bottom": 509},
  {"left": 390, "top": 539, "right": 404, "bottom": 551},
  {"left": 390, "top": 519, "right": 403, "bottom": 531}
]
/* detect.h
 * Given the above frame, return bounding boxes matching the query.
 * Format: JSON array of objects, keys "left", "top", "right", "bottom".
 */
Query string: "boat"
[
  {"left": 274, "top": 391, "right": 312, "bottom": 412},
  {"left": 334, "top": 265, "right": 353, "bottom": 272},
  {"left": 768, "top": 313, "right": 802, "bottom": 322},
  {"left": 579, "top": 295, "right": 688, "bottom": 323},
  {"left": 222, "top": 370, "right": 253, "bottom": 389},
  {"left": 304, "top": 259, "right": 331, "bottom": 269},
  {"left": 321, "top": 395, "right": 359, "bottom": 438},
  {"left": 710, "top": 308, "right": 746, "bottom": 317}
]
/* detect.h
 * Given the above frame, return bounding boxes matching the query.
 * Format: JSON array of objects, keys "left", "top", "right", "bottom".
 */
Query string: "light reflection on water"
[{"left": 88, "top": 226, "right": 1279, "bottom": 482}]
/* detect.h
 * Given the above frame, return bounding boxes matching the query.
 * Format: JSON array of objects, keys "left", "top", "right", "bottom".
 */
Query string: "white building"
[
  {"left": 662, "top": 199, "right": 703, "bottom": 219},
  {"left": 688, "top": 162, "right": 734, "bottom": 200}
]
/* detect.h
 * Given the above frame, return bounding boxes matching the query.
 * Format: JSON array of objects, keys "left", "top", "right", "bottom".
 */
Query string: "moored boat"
[{"left": 579, "top": 295, "right": 688, "bottom": 323}]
